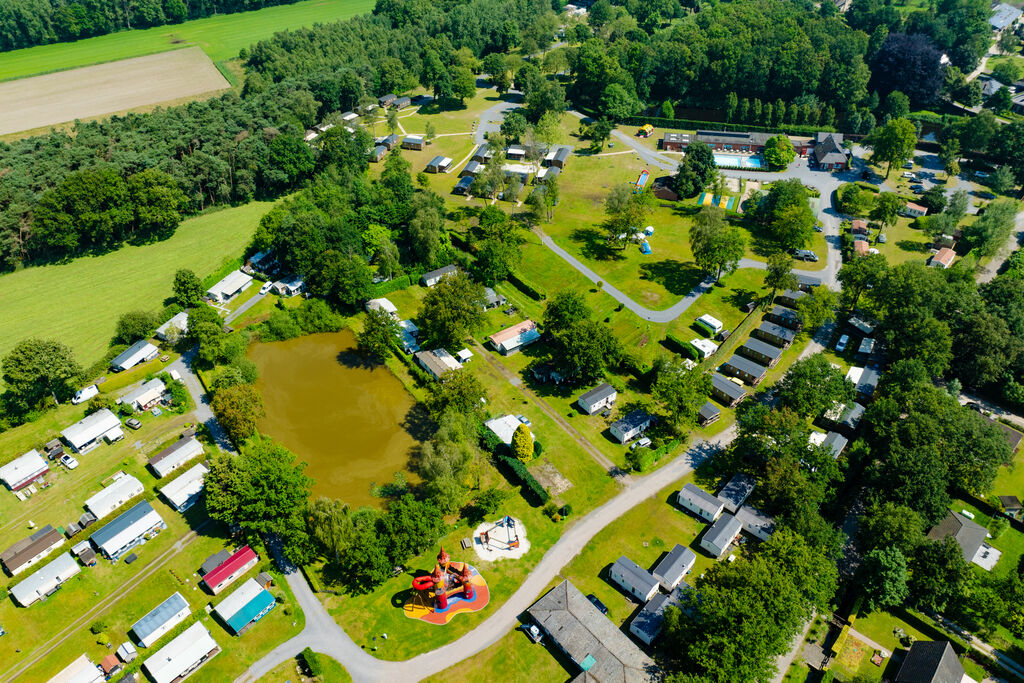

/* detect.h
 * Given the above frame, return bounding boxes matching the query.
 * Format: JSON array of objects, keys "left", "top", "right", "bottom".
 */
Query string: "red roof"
[{"left": 202, "top": 545, "right": 257, "bottom": 589}]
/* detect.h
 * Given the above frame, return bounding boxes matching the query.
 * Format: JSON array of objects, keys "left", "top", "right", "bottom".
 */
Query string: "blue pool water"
[{"left": 714, "top": 153, "right": 765, "bottom": 169}]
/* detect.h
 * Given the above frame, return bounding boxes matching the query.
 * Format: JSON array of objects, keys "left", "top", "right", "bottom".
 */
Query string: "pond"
[{"left": 249, "top": 331, "right": 419, "bottom": 507}]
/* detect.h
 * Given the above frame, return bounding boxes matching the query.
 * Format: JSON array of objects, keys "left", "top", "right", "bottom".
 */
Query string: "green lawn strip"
[
  {"left": 422, "top": 624, "right": 571, "bottom": 682},
  {"left": 0, "top": 0, "right": 375, "bottom": 82},
  {"left": 0, "top": 201, "right": 273, "bottom": 374}
]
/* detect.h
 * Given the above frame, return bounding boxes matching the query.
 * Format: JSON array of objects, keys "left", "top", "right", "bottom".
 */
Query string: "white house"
[
  {"left": 159, "top": 463, "right": 208, "bottom": 513},
  {"left": 577, "top": 383, "right": 617, "bottom": 415},
  {"left": 142, "top": 622, "right": 220, "bottom": 683},
  {"left": 485, "top": 414, "right": 531, "bottom": 446},
  {"left": 10, "top": 552, "right": 81, "bottom": 607},
  {"left": 118, "top": 378, "right": 165, "bottom": 412},
  {"left": 608, "top": 556, "right": 660, "bottom": 602},
  {"left": 0, "top": 449, "right": 49, "bottom": 491},
  {"left": 148, "top": 436, "right": 204, "bottom": 478},
  {"left": 651, "top": 543, "right": 696, "bottom": 592},
  {"left": 700, "top": 514, "right": 742, "bottom": 558},
  {"left": 155, "top": 312, "right": 189, "bottom": 341},
  {"left": 62, "top": 409, "right": 123, "bottom": 454},
  {"left": 610, "top": 410, "right": 653, "bottom": 444},
  {"left": 89, "top": 500, "right": 167, "bottom": 560},
  {"left": 131, "top": 592, "right": 191, "bottom": 648},
  {"left": 47, "top": 654, "right": 103, "bottom": 683},
  {"left": 677, "top": 483, "right": 724, "bottom": 522},
  {"left": 206, "top": 270, "right": 253, "bottom": 303},
  {"left": 110, "top": 340, "right": 159, "bottom": 372},
  {"left": 365, "top": 298, "right": 398, "bottom": 318},
  {"left": 488, "top": 320, "right": 541, "bottom": 355},
  {"left": 84, "top": 472, "right": 144, "bottom": 519}
]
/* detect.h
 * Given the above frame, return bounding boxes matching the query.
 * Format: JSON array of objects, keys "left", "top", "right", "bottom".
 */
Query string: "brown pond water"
[{"left": 249, "top": 330, "right": 418, "bottom": 507}]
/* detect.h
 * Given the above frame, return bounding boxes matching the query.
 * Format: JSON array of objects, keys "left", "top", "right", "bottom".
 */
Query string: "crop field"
[
  {"left": 0, "top": 201, "right": 274, "bottom": 374},
  {"left": 0, "top": 48, "right": 228, "bottom": 136},
  {"left": 0, "top": 0, "right": 375, "bottom": 83}
]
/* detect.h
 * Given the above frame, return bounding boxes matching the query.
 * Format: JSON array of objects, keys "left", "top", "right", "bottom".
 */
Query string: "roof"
[
  {"left": 214, "top": 578, "right": 276, "bottom": 633},
  {"left": 717, "top": 473, "right": 756, "bottom": 513},
  {"left": 90, "top": 500, "right": 163, "bottom": 555},
  {"left": 110, "top": 340, "right": 158, "bottom": 369},
  {"left": 207, "top": 270, "right": 252, "bottom": 297},
  {"left": 422, "top": 264, "right": 456, "bottom": 281},
  {"left": 756, "top": 321, "right": 796, "bottom": 343},
  {"left": 1, "top": 525, "right": 64, "bottom": 574},
  {"left": 895, "top": 640, "right": 966, "bottom": 683},
  {"left": 0, "top": 450, "right": 48, "bottom": 488},
  {"left": 722, "top": 354, "right": 767, "bottom": 379},
  {"left": 740, "top": 337, "right": 783, "bottom": 361},
  {"left": 679, "top": 483, "right": 725, "bottom": 517},
  {"left": 579, "top": 383, "right": 617, "bottom": 404},
  {"left": 159, "top": 463, "right": 208, "bottom": 509},
  {"left": 143, "top": 622, "right": 219, "bottom": 683},
  {"left": 610, "top": 556, "right": 659, "bottom": 596},
  {"left": 703, "top": 513, "right": 742, "bottom": 552},
  {"left": 699, "top": 401, "right": 720, "bottom": 421},
  {"left": 61, "top": 409, "right": 121, "bottom": 450},
  {"left": 132, "top": 592, "right": 190, "bottom": 644},
  {"left": 611, "top": 410, "right": 652, "bottom": 433},
  {"left": 527, "top": 580, "right": 657, "bottom": 682},
  {"left": 651, "top": 544, "right": 696, "bottom": 587},
  {"left": 203, "top": 545, "right": 257, "bottom": 589},
  {"left": 11, "top": 552, "right": 80, "bottom": 606},
  {"left": 927, "top": 510, "right": 989, "bottom": 561},
  {"left": 47, "top": 654, "right": 102, "bottom": 683},
  {"left": 990, "top": 2, "right": 1022, "bottom": 30},
  {"left": 489, "top": 319, "right": 539, "bottom": 347},
  {"left": 149, "top": 436, "right": 204, "bottom": 477},
  {"left": 711, "top": 373, "right": 747, "bottom": 400},
  {"left": 84, "top": 473, "right": 144, "bottom": 518}
]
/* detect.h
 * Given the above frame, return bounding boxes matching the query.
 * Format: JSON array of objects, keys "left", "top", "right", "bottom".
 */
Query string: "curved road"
[{"left": 237, "top": 431, "right": 733, "bottom": 683}]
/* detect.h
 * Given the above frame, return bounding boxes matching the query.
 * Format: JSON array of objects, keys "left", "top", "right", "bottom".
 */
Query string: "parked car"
[
  {"left": 71, "top": 384, "right": 99, "bottom": 405},
  {"left": 259, "top": 281, "right": 273, "bottom": 295},
  {"left": 835, "top": 334, "right": 850, "bottom": 352},
  {"left": 60, "top": 454, "right": 79, "bottom": 470},
  {"left": 126, "top": 418, "right": 142, "bottom": 430}
]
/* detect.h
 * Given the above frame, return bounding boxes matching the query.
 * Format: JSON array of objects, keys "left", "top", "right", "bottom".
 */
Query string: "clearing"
[{"left": 0, "top": 47, "right": 228, "bottom": 136}]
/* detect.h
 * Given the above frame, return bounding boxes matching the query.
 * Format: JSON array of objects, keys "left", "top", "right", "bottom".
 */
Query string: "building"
[
  {"left": 695, "top": 129, "right": 771, "bottom": 152},
  {"left": 609, "top": 556, "right": 660, "bottom": 602},
  {"left": 488, "top": 320, "right": 541, "bottom": 355},
  {"left": 630, "top": 588, "right": 685, "bottom": 646},
  {"left": 902, "top": 201, "right": 927, "bottom": 218},
  {"left": 369, "top": 144, "right": 387, "bottom": 162},
  {"left": 812, "top": 132, "right": 848, "bottom": 170},
  {"left": 2, "top": 525, "right": 65, "bottom": 576},
  {"left": 148, "top": 435, "right": 204, "bottom": 479},
  {"left": 577, "top": 383, "right": 617, "bottom": 415},
  {"left": 700, "top": 514, "right": 742, "bottom": 558},
  {"left": 930, "top": 247, "right": 956, "bottom": 269},
  {"left": 527, "top": 580, "right": 657, "bottom": 682},
  {"left": 143, "top": 622, "right": 220, "bottom": 683},
  {"left": 84, "top": 472, "right": 144, "bottom": 519},
  {"left": 206, "top": 270, "right": 253, "bottom": 303},
  {"left": 414, "top": 349, "right": 462, "bottom": 380},
  {"left": 402, "top": 135, "right": 424, "bottom": 150},
  {"left": 380, "top": 133, "right": 400, "bottom": 150},
  {"left": 821, "top": 431, "right": 848, "bottom": 459},
  {"left": 90, "top": 500, "right": 166, "bottom": 560},
  {"left": 131, "top": 592, "right": 191, "bottom": 648},
  {"left": 895, "top": 640, "right": 975, "bottom": 683},
  {"left": 698, "top": 401, "right": 721, "bottom": 426},
  {"left": 695, "top": 313, "right": 724, "bottom": 335},
  {"left": 484, "top": 414, "right": 530, "bottom": 446},
  {"left": 660, "top": 132, "right": 691, "bottom": 151},
  {"left": 365, "top": 297, "right": 398, "bottom": 317},
  {"left": 155, "top": 312, "right": 189, "bottom": 341},
  {"left": 271, "top": 274, "right": 304, "bottom": 297},
  {"left": 159, "top": 463, "right": 209, "bottom": 512},
  {"left": 10, "top": 552, "right": 80, "bottom": 607},
  {"left": 753, "top": 321, "right": 796, "bottom": 348},
  {"left": 62, "top": 409, "right": 123, "bottom": 454},
  {"left": 651, "top": 544, "right": 696, "bottom": 592},
  {"left": 777, "top": 289, "right": 806, "bottom": 308},
  {"left": 0, "top": 449, "right": 49, "bottom": 491},
  {"left": 202, "top": 545, "right": 258, "bottom": 595},
  {"left": 677, "top": 483, "right": 724, "bottom": 522},
  {"left": 990, "top": 2, "right": 1022, "bottom": 32},
  {"left": 425, "top": 155, "right": 452, "bottom": 173},
  {"left": 821, "top": 402, "right": 865, "bottom": 437},
  {"left": 720, "top": 354, "right": 768, "bottom": 386},
  {"left": 710, "top": 373, "right": 747, "bottom": 407},
  {"left": 928, "top": 510, "right": 1001, "bottom": 571},
  {"left": 610, "top": 410, "right": 653, "bottom": 444},
  {"left": 110, "top": 340, "right": 159, "bottom": 372},
  {"left": 119, "top": 378, "right": 165, "bottom": 412},
  {"left": 717, "top": 473, "right": 755, "bottom": 514},
  {"left": 421, "top": 264, "right": 457, "bottom": 287},
  {"left": 213, "top": 578, "right": 277, "bottom": 635},
  {"left": 47, "top": 654, "right": 103, "bottom": 683},
  {"left": 392, "top": 96, "right": 411, "bottom": 109},
  {"left": 765, "top": 305, "right": 802, "bottom": 330},
  {"left": 378, "top": 93, "right": 396, "bottom": 107},
  {"left": 738, "top": 338, "right": 783, "bottom": 368},
  {"left": 735, "top": 504, "right": 775, "bottom": 542}
]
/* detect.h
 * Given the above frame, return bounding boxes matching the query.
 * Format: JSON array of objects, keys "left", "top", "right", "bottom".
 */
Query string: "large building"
[
  {"left": 202, "top": 545, "right": 258, "bottom": 595},
  {"left": 84, "top": 472, "right": 144, "bottom": 519},
  {"left": 159, "top": 463, "right": 209, "bottom": 513},
  {"left": 131, "top": 592, "right": 191, "bottom": 648},
  {"left": 10, "top": 552, "right": 81, "bottom": 607},
  {"left": 2, "top": 524, "right": 66, "bottom": 576},
  {"left": 61, "top": 409, "right": 123, "bottom": 454},
  {"left": 0, "top": 449, "right": 49, "bottom": 491},
  {"left": 89, "top": 500, "right": 167, "bottom": 560},
  {"left": 213, "top": 577, "right": 277, "bottom": 635},
  {"left": 148, "top": 436, "right": 205, "bottom": 479},
  {"left": 142, "top": 622, "right": 220, "bottom": 683}
]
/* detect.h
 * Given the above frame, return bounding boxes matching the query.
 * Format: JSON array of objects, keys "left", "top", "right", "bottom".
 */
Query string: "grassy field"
[
  {"left": 0, "top": 201, "right": 273, "bottom": 374},
  {"left": 0, "top": 0, "right": 375, "bottom": 82}
]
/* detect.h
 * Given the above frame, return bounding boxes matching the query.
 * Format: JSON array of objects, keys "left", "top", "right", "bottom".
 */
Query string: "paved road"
[
  {"left": 238, "top": 429, "right": 735, "bottom": 683},
  {"left": 167, "top": 348, "right": 234, "bottom": 452},
  {"left": 225, "top": 291, "right": 266, "bottom": 324}
]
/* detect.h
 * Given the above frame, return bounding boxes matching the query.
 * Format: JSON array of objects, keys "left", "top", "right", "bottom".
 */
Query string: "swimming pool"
[{"left": 714, "top": 153, "right": 765, "bottom": 169}]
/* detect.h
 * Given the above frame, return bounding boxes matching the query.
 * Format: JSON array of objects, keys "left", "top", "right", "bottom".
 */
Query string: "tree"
[
  {"left": 210, "top": 383, "right": 265, "bottom": 444},
  {"left": 113, "top": 310, "right": 157, "bottom": 345},
  {"left": 173, "top": 268, "right": 204, "bottom": 307},
  {"left": 776, "top": 354, "right": 855, "bottom": 418},
  {"left": 688, "top": 207, "right": 746, "bottom": 282},
  {"left": 795, "top": 288, "right": 839, "bottom": 331},
  {"left": 417, "top": 272, "right": 485, "bottom": 348},
  {"left": 511, "top": 423, "right": 533, "bottom": 461},
  {"left": 859, "top": 547, "right": 910, "bottom": 612},
  {"left": 763, "top": 135, "right": 796, "bottom": 170},
  {"left": 870, "top": 193, "right": 906, "bottom": 230},
  {"left": 838, "top": 253, "right": 888, "bottom": 311},
  {"left": 762, "top": 253, "right": 799, "bottom": 304},
  {"left": 865, "top": 117, "right": 917, "bottom": 178},
  {"left": 652, "top": 357, "right": 712, "bottom": 432},
  {"left": 674, "top": 141, "right": 717, "bottom": 198},
  {"left": 357, "top": 308, "right": 399, "bottom": 361},
  {"left": 1, "top": 338, "right": 82, "bottom": 411}
]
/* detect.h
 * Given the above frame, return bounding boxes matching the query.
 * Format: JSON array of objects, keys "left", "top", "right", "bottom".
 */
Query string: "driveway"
[{"left": 167, "top": 349, "right": 234, "bottom": 453}]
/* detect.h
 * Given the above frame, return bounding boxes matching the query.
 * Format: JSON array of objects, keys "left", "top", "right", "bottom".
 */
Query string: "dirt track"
[{"left": 0, "top": 47, "right": 229, "bottom": 135}]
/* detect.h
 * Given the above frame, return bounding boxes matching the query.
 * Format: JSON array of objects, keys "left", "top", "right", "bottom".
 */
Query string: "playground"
[
  {"left": 472, "top": 516, "right": 531, "bottom": 563},
  {"left": 404, "top": 547, "right": 491, "bottom": 625}
]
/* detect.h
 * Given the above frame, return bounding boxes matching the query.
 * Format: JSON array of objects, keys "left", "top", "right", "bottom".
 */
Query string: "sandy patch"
[{"left": 472, "top": 516, "right": 530, "bottom": 562}]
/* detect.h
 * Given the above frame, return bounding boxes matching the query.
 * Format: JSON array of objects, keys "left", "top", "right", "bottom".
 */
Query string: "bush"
[
  {"left": 302, "top": 647, "right": 323, "bottom": 677},
  {"left": 496, "top": 453, "right": 550, "bottom": 505}
]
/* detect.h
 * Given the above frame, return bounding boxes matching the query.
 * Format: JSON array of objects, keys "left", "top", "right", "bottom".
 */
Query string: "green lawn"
[
  {"left": 0, "top": 0, "right": 375, "bottom": 82},
  {"left": 0, "top": 201, "right": 274, "bottom": 374}
]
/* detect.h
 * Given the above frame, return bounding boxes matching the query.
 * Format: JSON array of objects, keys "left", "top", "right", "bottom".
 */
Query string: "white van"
[{"left": 71, "top": 384, "right": 99, "bottom": 404}]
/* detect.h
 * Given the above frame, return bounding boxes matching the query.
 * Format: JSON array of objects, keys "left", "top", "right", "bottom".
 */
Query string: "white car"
[
  {"left": 71, "top": 384, "right": 99, "bottom": 404},
  {"left": 835, "top": 334, "right": 850, "bottom": 353},
  {"left": 259, "top": 281, "right": 273, "bottom": 295},
  {"left": 60, "top": 454, "right": 79, "bottom": 470}
]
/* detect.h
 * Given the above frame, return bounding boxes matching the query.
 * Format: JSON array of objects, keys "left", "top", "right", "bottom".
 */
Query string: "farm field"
[
  {"left": 0, "top": 47, "right": 228, "bottom": 136},
  {"left": 0, "top": 0, "right": 375, "bottom": 83},
  {"left": 0, "top": 201, "right": 274, "bottom": 374}
]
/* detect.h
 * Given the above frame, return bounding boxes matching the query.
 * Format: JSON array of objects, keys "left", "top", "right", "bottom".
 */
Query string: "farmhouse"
[
  {"left": 425, "top": 155, "right": 453, "bottom": 173},
  {"left": 119, "top": 378, "right": 165, "bottom": 412},
  {"left": 131, "top": 592, "right": 191, "bottom": 648},
  {"left": 365, "top": 297, "right": 398, "bottom": 318},
  {"left": 89, "top": 500, "right": 166, "bottom": 560},
  {"left": 753, "top": 321, "right": 796, "bottom": 348},
  {"left": 812, "top": 132, "right": 848, "bottom": 170},
  {"left": 710, "top": 373, "right": 748, "bottom": 407},
  {"left": 896, "top": 641, "right": 973, "bottom": 683},
  {"left": 213, "top": 578, "right": 277, "bottom": 635},
  {"left": 206, "top": 270, "right": 253, "bottom": 303},
  {"left": 0, "top": 449, "right": 49, "bottom": 491},
  {"left": 489, "top": 320, "right": 541, "bottom": 355},
  {"left": 695, "top": 313, "right": 724, "bottom": 335},
  {"left": 271, "top": 274, "right": 304, "bottom": 297},
  {"left": 422, "top": 264, "right": 457, "bottom": 287},
  {"left": 148, "top": 435, "right": 204, "bottom": 478},
  {"left": 630, "top": 588, "right": 686, "bottom": 646},
  {"left": 142, "top": 622, "right": 220, "bottom": 683},
  {"left": 1, "top": 525, "right": 65, "bottom": 576},
  {"left": 402, "top": 135, "right": 425, "bottom": 150},
  {"left": 110, "top": 340, "right": 159, "bottom": 372},
  {"left": 765, "top": 305, "right": 802, "bottom": 330},
  {"left": 695, "top": 130, "right": 771, "bottom": 152},
  {"left": 202, "top": 545, "right": 259, "bottom": 595},
  {"left": 776, "top": 289, "right": 806, "bottom": 307},
  {"left": 62, "top": 409, "right": 123, "bottom": 454},
  {"left": 735, "top": 505, "right": 776, "bottom": 542},
  {"left": 717, "top": 473, "right": 755, "bottom": 514},
  {"left": 415, "top": 349, "right": 462, "bottom": 380},
  {"left": 720, "top": 354, "right": 768, "bottom": 386},
  {"left": 651, "top": 544, "right": 696, "bottom": 592},
  {"left": 577, "top": 383, "right": 617, "bottom": 415},
  {"left": 928, "top": 510, "right": 1001, "bottom": 571},
  {"left": 485, "top": 414, "right": 531, "bottom": 446},
  {"left": 901, "top": 202, "right": 927, "bottom": 218},
  {"left": 698, "top": 401, "right": 721, "bottom": 426},
  {"left": 49, "top": 654, "right": 103, "bottom": 683},
  {"left": 84, "top": 472, "right": 144, "bottom": 519},
  {"left": 609, "top": 556, "right": 660, "bottom": 602},
  {"left": 660, "top": 132, "right": 691, "bottom": 151},
  {"left": 929, "top": 247, "right": 956, "bottom": 269},
  {"left": 610, "top": 410, "right": 653, "bottom": 444},
  {"left": 159, "top": 463, "right": 208, "bottom": 513},
  {"left": 738, "top": 338, "right": 783, "bottom": 368},
  {"left": 526, "top": 580, "right": 657, "bottom": 682},
  {"left": 155, "top": 312, "right": 189, "bottom": 341},
  {"left": 677, "top": 483, "right": 725, "bottom": 522},
  {"left": 700, "top": 514, "right": 742, "bottom": 558},
  {"left": 10, "top": 552, "right": 80, "bottom": 607},
  {"left": 821, "top": 402, "right": 866, "bottom": 437}
]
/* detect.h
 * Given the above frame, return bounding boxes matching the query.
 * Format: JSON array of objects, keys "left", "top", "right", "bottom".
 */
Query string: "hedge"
[
  {"left": 508, "top": 270, "right": 545, "bottom": 300},
  {"left": 618, "top": 115, "right": 835, "bottom": 136},
  {"left": 366, "top": 269, "right": 425, "bottom": 298},
  {"left": 496, "top": 453, "right": 550, "bottom": 505}
]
